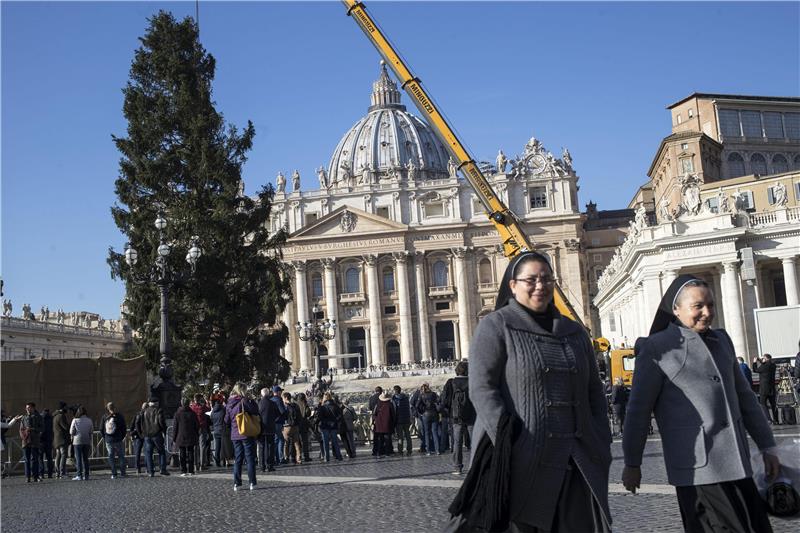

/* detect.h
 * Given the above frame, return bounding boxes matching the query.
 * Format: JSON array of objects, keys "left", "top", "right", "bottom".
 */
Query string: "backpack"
[
  {"left": 450, "top": 387, "right": 475, "bottom": 424},
  {"left": 104, "top": 415, "right": 117, "bottom": 435}
]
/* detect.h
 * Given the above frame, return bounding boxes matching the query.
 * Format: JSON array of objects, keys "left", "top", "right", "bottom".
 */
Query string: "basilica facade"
[{"left": 273, "top": 65, "right": 589, "bottom": 373}]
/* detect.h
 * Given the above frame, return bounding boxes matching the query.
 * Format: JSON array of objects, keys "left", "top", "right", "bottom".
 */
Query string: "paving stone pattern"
[{"left": 2, "top": 429, "right": 797, "bottom": 532}]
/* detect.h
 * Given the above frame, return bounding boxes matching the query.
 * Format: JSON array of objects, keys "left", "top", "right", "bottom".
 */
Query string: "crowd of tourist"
[{"left": 0, "top": 364, "right": 478, "bottom": 488}]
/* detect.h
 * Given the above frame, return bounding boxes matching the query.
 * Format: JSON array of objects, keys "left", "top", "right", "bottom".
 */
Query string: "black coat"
[
  {"left": 172, "top": 407, "right": 199, "bottom": 447},
  {"left": 210, "top": 404, "right": 225, "bottom": 436},
  {"left": 753, "top": 360, "right": 777, "bottom": 395},
  {"left": 259, "top": 395, "right": 280, "bottom": 435}
]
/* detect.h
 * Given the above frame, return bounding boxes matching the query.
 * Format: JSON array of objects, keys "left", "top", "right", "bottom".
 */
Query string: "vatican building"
[{"left": 273, "top": 64, "right": 589, "bottom": 373}]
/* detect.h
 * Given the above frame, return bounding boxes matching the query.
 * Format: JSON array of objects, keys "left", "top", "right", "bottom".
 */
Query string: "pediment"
[{"left": 289, "top": 206, "right": 407, "bottom": 240}]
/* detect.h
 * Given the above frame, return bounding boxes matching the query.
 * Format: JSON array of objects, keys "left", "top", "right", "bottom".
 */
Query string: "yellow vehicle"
[
  {"left": 609, "top": 349, "right": 636, "bottom": 386},
  {"left": 342, "top": 0, "right": 584, "bottom": 328}
]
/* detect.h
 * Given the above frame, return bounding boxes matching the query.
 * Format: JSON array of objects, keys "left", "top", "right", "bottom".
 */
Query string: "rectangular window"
[
  {"left": 680, "top": 157, "right": 694, "bottom": 174},
  {"left": 677, "top": 113, "right": 682, "bottom": 124},
  {"left": 593, "top": 253, "right": 602, "bottom": 263},
  {"left": 719, "top": 109, "right": 740, "bottom": 137},
  {"left": 609, "top": 314, "right": 616, "bottom": 333},
  {"left": 529, "top": 186, "right": 547, "bottom": 209},
  {"left": 763, "top": 112, "right": 784, "bottom": 139},
  {"left": 741, "top": 190, "right": 755, "bottom": 210},
  {"left": 785, "top": 113, "right": 800, "bottom": 140},
  {"left": 304, "top": 212, "right": 318, "bottom": 225},
  {"left": 688, "top": 108, "right": 694, "bottom": 118},
  {"left": 706, "top": 196, "right": 719, "bottom": 213},
  {"left": 425, "top": 202, "right": 444, "bottom": 218},
  {"left": 795, "top": 182, "right": 800, "bottom": 200},
  {"left": 376, "top": 206, "right": 390, "bottom": 219},
  {"left": 472, "top": 198, "right": 484, "bottom": 217},
  {"left": 384, "top": 305, "right": 397, "bottom": 315},
  {"left": 591, "top": 238, "right": 600, "bottom": 246},
  {"left": 435, "top": 302, "right": 450, "bottom": 311},
  {"left": 681, "top": 143, "right": 689, "bottom": 150},
  {"left": 767, "top": 187, "right": 775, "bottom": 205},
  {"left": 740, "top": 110, "right": 762, "bottom": 138}
]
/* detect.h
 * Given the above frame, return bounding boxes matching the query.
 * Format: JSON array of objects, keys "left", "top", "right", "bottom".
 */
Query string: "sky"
[{"left": 2, "top": 1, "right": 799, "bottom": 318}]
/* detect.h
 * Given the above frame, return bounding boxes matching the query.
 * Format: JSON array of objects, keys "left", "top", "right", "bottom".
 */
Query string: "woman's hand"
[
  {"left": 764, "top": 452, "right": 781, "bottom": 482},
  {"left": 622, "top": 465, "right": 641, "bottom": 494}
]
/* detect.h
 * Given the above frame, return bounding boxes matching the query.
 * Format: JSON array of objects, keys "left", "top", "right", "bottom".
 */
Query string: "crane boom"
[{"left": 343, "top": 0, "right": 584, "bottom": 327}]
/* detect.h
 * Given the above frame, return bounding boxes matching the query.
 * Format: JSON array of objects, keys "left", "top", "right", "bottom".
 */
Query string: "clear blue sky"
[{"left": 2, "top": 1, "right": 798, "bottom": 318}]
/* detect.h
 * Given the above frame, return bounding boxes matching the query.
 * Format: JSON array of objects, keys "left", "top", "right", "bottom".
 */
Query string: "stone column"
[
  {"left": 453, "top": 321, "right": 462, "bottom": 360},
  {"left": 662, "top": 269, "right": 678, "bottom": 295},
  {"left": 782, "top": 257, "right": 799, "bottom": 306},
  {"left": 364, "top": 254, "right": 384, "bottom": 366},
  {"left": 292, "top": 261, "right": 312, "bottom": 372},
  {"left": 281, "top": 303, "right": 297, "bottom": 370},
  {"left": 393, "top": 251, "right": 414, "bottom": 364},
  {"left": 453, "top": 247, "right": 472, "bottom": 359},
  {"left": 710, "top": 267, "right": 725, "bottom": 329},
  {"left": 641, "top": 274, "right": 662, "bottom": 336},
  {"left": 414, "top": 252, "right": 432, "bottom": 361},
  {"left": 322, "top": 258, "right": 340, "bottom": 369},
  {"left": 721, "top": 262, "right": 748, "bottom": 359}
]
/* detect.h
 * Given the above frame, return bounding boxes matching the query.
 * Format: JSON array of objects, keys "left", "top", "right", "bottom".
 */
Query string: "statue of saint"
[
  {"left": 291, "top": 170, "right": 301, "bottom": 192},
  {"left": 340, "top": 161, "right": 353, "bottom": 188},
  {"left": 658, "top": 196, "right": 672, "bottom": 223},
  {"left": 634, "top": 205, "right": 649, "bottom": 231},
  {"left": 448, "top": 157, "right": 458, "bottom": 179},
  {"left": 716, "top": 187, "right": 729, "bottom": 213},
  {"left": 773, "top": 181, "right": 787, "bottom": 207},
  {"left": 316, "top": 166, "right": 328, "bottom": 189},
  {"left": 406, "top": 159, "right": 417, "bottom": 182},
  {"left": 276, "top": 171, "right": 286, "bottom": 193},
  {"left": 562, "top": 147, "right": 573, "bottom": 169},
  {"left": 496, "top": 150, "right": 507, "bottom": 174}
]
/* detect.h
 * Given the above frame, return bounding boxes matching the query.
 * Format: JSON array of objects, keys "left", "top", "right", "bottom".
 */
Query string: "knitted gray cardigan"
[{"left": 469, "top": 299, "right": 612, "bottom": 529}]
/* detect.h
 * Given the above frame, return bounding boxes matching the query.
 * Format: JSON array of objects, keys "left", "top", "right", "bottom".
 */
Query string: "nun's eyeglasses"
[{"left": 513, "top": 276, "right": 556, "bottom": 286}]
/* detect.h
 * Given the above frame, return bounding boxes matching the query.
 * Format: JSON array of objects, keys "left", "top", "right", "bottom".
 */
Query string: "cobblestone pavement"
[{"left": 2, "top": 428, "right": 797, "bottom": 532}]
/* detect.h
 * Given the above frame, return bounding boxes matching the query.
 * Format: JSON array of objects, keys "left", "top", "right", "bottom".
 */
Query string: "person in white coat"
[{"left": 69, "top": 406, "right": 93, "bottom": 481}]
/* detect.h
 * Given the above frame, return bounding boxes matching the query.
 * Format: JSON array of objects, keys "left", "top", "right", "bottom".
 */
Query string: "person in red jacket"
[
  {"left": 189, "top": 394, "right": 210, "bottom": 469},
  {"left": 372, "top": 392, "right": 396, "bottom": 458}
]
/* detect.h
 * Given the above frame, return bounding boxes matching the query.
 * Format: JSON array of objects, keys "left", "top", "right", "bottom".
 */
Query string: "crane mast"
[{"left": 343, "top": 0, "right": 584, "bottom": 327}]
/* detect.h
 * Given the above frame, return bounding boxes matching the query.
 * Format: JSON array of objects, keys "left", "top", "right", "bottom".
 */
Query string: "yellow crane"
[{"left": 343, "top": 0, "right": 584, "bottom": 326}]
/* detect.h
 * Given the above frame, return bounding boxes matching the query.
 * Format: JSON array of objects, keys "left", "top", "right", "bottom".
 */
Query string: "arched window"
[
  {"left": 750, "top": 153, "right": 767, "bottom": 176},
  {"left": 727, "top": 153, "right": 745, "bottom": 178},
  {"left": 478, "top": 258, "right": 493, "bottom": 284},
  {"left": 311, "top": 272, "right": 323, "bottom": 299},
  {"left": 772, "top": 154, "right": 789, "bottom": 174},
  {"left": 432, "top": 260, "right": 449, "bottom": 287},
  {"left": 345, "top": 267, "right": 360, "bottom": 293},
  {"left": 382, "top": 266, "right": 395, "bottom": 293}
]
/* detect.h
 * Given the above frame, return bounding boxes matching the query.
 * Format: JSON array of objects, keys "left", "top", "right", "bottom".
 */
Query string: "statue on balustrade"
[{"left": 2, "top": 299, "right": 11, "bottom": 317}]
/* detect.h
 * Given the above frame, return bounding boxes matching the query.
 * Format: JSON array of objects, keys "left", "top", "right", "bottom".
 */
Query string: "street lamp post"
[
  {"left": 295, "top": 304, "right": 336, "bottom": 380},
  {"left": 124, "top": 211, "right": 202, "bottom": 417}
]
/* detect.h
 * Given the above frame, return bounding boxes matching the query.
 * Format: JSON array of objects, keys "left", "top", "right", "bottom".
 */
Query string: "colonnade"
[{"left": 286, "top": 248, "right": 479, "bottom": 373}]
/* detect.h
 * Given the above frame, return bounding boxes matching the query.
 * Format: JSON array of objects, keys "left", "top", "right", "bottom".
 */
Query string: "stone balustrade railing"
[{"left": 1, "top": 316, "right": 127, "bottom": 339}]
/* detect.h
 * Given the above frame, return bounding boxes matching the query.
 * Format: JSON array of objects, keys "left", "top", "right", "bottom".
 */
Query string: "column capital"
[
  {"left": 722, "top": 261, "right": 740, "bottom": 273},
  {"left": 362, "top": 254, "right": 378, "bottom": 267},
  {"left": 781, "top": 256, "right": 797, "bottom": 265},
  {"left": 392, "top": 251, "right": 409, "bottom": 264},
  {"left": 291, "top": 260, "right": 307, "bottom": 273},
  {"left": 451, "top": 246, "right": 471, "bottom": 259},
  {"left": 321, "top": 257, "right": 337, "bottom": 270}
]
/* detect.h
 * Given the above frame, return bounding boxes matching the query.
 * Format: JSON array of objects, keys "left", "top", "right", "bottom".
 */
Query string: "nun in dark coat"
[
  {"left": 622, "top": 275, "right": 780, "bottom": 532},
  {"left": 464, "top": 251, "right": 612, "bottom": 532}
]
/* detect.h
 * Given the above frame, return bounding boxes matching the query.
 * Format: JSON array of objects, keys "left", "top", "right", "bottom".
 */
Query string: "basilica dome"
[{"left": 327, "top": 63, "right": 452, "bottom": 185}]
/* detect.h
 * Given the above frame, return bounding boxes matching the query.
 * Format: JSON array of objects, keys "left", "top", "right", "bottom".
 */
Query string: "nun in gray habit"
[
  {"left": 622, "top": 274, "right": 780, "bottom": 532},
  {"left": 463, "top": 251, "right": 612, "bottom": 532}
]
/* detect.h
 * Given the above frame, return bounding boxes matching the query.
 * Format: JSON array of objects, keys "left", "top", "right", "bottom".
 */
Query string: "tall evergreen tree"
[{"left": 108, "top": 11, "right": 291, "bottom": 385}]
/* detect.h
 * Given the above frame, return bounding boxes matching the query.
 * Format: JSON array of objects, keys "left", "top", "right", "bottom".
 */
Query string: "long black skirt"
[
  {"left": 509, "top": 458, "right": 610, "bottom": 533},
  {"left": 676, "top": 477, "right": 773, "bottom": 533}
]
